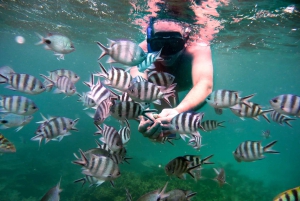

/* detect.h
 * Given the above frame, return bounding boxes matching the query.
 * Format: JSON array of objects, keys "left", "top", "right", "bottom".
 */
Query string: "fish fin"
[
  {"left": 31, "top": 134, "right": 43, "bottom": 147},
  {"left": 74, "top": 177, "right": 86, "bottom": 187},
  {"left": 214, "top": 108, "right": 223, "bottom": 115},
  {"left": 260, "top": 113, "right": 270, "bottom": 123},
  {"left": 97, "top": 62, "right": 109, "bottom": 77},
  {"left": 72, "top": 149, "right": 88, "bottom": 167},
  {"left": 5, "top": 85, "right": 16, "bottom": 91},
  {"left": 86, "top": 112, "right": 94, "bottom": 118},
  {"left": 201, "top": 154, "right": 214, "bottom": 165},
  {"left": 15, "top": 126, "right": 23, "bottom": 132},
  {"left": 106, "top": 56, "right": 117, "bottom": 63},
  {"left": 53, "top": 88, "right": 63, "bottom": 94},
  {"left": 95, "top": 41, "right": 109, "bottom": 60},
  {"left": 284, "top": 118, "right": 296, "bottom": 127},
  {"left": 240, "top": 93, "right": 256, "bottom": 107},
  {"left": 159, "top": 182, "right": 169, "bottom": 200},
  {"left": 110, "top": 180, "right": 115, "bottom": 188},
  {"left": 82, "top": 169, "right": 93, "bottom": 176},
  {"left": 35, "top": 32, "right": 45, "bottom": 45},
  {"left": 263, "top": 140, "right": 279, "bottom": 154},
  {"left": 54, "top": 53, "right": 65, "bottom": 60},
  {"left": 153, "top": 99, "right": 161, "bottom": 105},
  {"left": 100, "top": 137, "right": 106, "bottom": 143},
  {"left": 107, "top": 38, "right": 116, "bottom": 47},
  {"left": 0, "top": 124, "right": 9, "bottom": 129},
  {"left": 217, "top": 121, "right": 225, "bottom": 128}
]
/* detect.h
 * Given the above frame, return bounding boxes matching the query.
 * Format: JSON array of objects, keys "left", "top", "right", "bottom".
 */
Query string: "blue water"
[{"left": 0, "top": 0, "right": 300, "bottom": 200}]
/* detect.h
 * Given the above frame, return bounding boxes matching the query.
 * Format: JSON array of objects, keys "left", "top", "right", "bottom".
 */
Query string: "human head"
[{"left": 147, "top": 18, "right": 190, "bottom": 66}]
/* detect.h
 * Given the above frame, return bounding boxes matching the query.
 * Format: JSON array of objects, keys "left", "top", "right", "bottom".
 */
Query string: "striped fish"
[
  {"left": 0, "top": 66, "right": 15, "bottom": 83},
  {"left": 137, "top": 182, "right": 169, "bottom": 201},
  {"left": 110, "top": 100, "right": 156, "bottom": 122},
  {"left": 188, "top": 135, "right": 204, "bottom": 151},
  {"left": 93, "top": 98, "right": 112, "bottom": 125},
  {"left": 147, "top": 71, "right": 175, "bottom": 88},
  {"left": 127, "top": 81, "right": 176, "bottom": 106},
  {"left": 40, "top": 74, "right": 76, "bottom": 96},
  {"left": 47, "top": 69, "right": 80, "bottom": 83},
  {"left": 83, "top": 74, "right": 111, "bottom": 105},
  {"left": 164, "top": 189, "right": 197, "bottom": 201},
  {"left": 137, "top": 49, "right": 162, "bottom": 73},
  {"left": 118, "top": 119, "right": 131, "bottom": 145},
  {"left": 230, "top": 102, "right": 273, "bottom": 122},
  {"left": 95, "top": 63, "right": 132, "bottom": 91},
  {"left": 0, "top": 113, "right": 33, "bottom": 132},
  {"left": 0, "top": 95, "right": 38, "bottom": 115},
  {"left": 94, "top": 124, "right": 123, "bottom": 152},
  {"left": 96, "top": 39, "right": 146, "bottom": 66},
  {"left": 0, "top": 133, "right": 16, "bottom": 153},
  {"left": 77, "top": 92, "right": 96, "bottom": 110},
  {"left": 233, "top": 140, "right": 279, "bottom": 162},
  {"left": 40, "top": 178, "right": 62, "bottom": 201},
  {"left": 74, "top": 175, "right": 105, "bottom": 188},
  {"left": 200, "top": 120, "right": 225, "bottom": 131},
  {"left": 273, "top": 186, "right": 300, "bottom": 201},
  {"left": 31, "top": 116, "right": 79, "bottom": 145},
  {"left": 206, "top": 90, "right": 255, "bottom": 114},
  {"left": 270, "top": 110, "right": 296, "bottom": 127},
  {"left": 270, "top": 94, "right": 300, "bottom": 117},
  {"left": 73, "top": 149, "right": 121, "bottom": 182},
  {"left": 165, "top": 156, "right": 201, "bottom": 180},
  {"left": 0, "top": 73, "right": 46, "bottom": 95},
  {"left": 170, "top": 112, "right": 205, "bottom": 137},
  {"left": 213, "top": 168, "right": 228, "bottom": 187}
]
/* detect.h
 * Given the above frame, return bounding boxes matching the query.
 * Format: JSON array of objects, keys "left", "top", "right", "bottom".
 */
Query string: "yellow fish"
[
  {"left": 0, "top": 134, "right": 16, "bottom": 153},
  {"left": 273, "top": 186, "right": 300, "bottom": 201}
]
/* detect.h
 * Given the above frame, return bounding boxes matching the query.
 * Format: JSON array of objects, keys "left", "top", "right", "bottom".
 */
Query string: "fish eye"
[
  {"left": 272, "top": 99, "right": 278, "bottom": 103},
  {"left": 75, "top": 75, "right": 78, "bottom": 78},
  {"left": 130, "top": 89, "right": 134, "bottom": 93},
  {"left": 32, "top": 106, "right": 36, "bottom": 109},
  {"left": 206, "top": 96, "right": 211, "bottom": 100},
  {"left": 70, "top": 121, "right": 73, "bottom": 125},
  {"left": 40, "top": 85, "right": 44, "bottom": 89}
]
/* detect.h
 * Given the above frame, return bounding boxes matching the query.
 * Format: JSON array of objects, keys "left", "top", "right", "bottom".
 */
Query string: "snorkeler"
[{"left": 130, "top": 18, "right": 214, "bottom": 139}]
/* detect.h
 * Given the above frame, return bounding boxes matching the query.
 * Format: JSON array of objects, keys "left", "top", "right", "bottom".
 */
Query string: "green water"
[{"left": 0, "top": 0, "right": 300, "bottom": 200}]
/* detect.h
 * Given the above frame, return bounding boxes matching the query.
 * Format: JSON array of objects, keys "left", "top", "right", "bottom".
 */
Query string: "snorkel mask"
[{"left": 147, "top": 18, "right": 189, "bottom": 56}]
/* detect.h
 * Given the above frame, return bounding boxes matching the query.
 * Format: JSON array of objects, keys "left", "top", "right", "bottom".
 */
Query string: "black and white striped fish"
[
  {"left": 0, "top": 73, "right": 47, "bottom": 95},
  {"left": 95, "top": 124, "right": 123, "bottom": 152},
  {"left": 200, "top": 120, "right": 225, "bottom": 131},
  {"left": 118, "top": 119, "right": 131, "bottom": 145},
  {"left": 233, "top": 140, "right": 279, "bottom": 162},
  {"left": 164, "top": 189, "right": 197, "bottom": 201},
  {"left": 136, "top": 182, "right": 169, "bottom": 201},
  {"left": 77, "top": 92, "right": 96, "bottom": 110},
  {"left": 147, "top": 71, "right": 175, "bottom": 88},
  {"left": 270, "top": 94, "right": 300, "bottom": 117},
  {"left": 188, "top": 135, "right": 204, "bottom": 151},
  {"left": 96, "top": 39, "right": 146, "bottom": 66},
  {"left": 47, "top": 69, "right": 80, "bottom": 83},
  {"left": 165, "top": 156, "right": 201, "bottom": 180},
  {"left": 110, "top": 100, "right": 156, "bottom": 122},
  {"left": 31, "top": 116, "right": 79, "bottom": 145},
  {"left": 83, "top": 74, "right": 111, "bottom": 105},
  {"left": 0, "top": 113, "right": 33, "bottom": 132},
  {"left": 95, "top": 63, "right": 132, "bottom": 91},
  {"left": 206, "top": 90, "right": 255, "bottom": 114},
  {"left": 170, "top": 112, "right": 205, "bottom": 137},
  {"left": 0, "top": 95, "right": 38, "bottom": 115},
  {"left": 273, "top": 186, "right": 300, "bottom": 201},
  {"left": 137, "top": 49, "right": 162, "bottom": 73},
  {"left": 270, "top": 110, "right": 296, "bottom": 127},
  {"left": 73, "top": 149, "right": 121, "bottom": 182},
  {"left": 230, "top": 102, "right": 273, "bottom": 123},
  {"left": 92, "top": 98, "right": 112, "bottom": 125},
  {"left": 40, "top": 74, "right": 76, "bottom": 96},
  {"left": 213, "top": 168, "right": 228, "bottom": 187},
  {"left": 127, "top": 81, "right": 176, "bottom": 106}
]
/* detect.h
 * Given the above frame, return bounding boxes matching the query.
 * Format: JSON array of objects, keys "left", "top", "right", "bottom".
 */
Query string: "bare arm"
[{"left": 175, "top": 45, "right": 213, "bottom": 113}]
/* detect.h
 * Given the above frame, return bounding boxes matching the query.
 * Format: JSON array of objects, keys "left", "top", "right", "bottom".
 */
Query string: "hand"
[
  {"left": 155, "top": 108, "right": 180, "bottom": 134},
  {"left": 138, "top": 116, "right": 162, "bottom": 139}
]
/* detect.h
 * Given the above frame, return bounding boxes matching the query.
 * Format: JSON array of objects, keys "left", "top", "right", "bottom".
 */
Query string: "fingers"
[
  {"left": 138, "top": 117, "right": 154, "bottom": 133},
  {"left": 143, "top": 121, "right": 162, "bottom": 139}
]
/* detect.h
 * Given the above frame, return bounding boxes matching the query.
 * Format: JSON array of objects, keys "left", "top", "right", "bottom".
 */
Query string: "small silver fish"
[
  {"left": 95, "top": 124, "right": 123, "bottom": 152},
  {"left": 77, "top": 92, "right": 96, "bottom": 110},
  {"left": 270, "top": 94, "right": 300, "bottom": 117},
  {"left": 0, "top": 95, "right": 38, "bottom": 115},
  {"left": 47, "top": 69, "right": 80, "bottom": 83},
  {"left": 40, "top": 178, "right": 62, "bottom": 201},
  {"left": 36, "top": 33, "right": 75, "bottom": 60},
  {"left": 40, "top": 75, "right": 76, "bottom": 97},
  {"left": 0, "top": 73, "right": 46, "bottom": 95},
  {"left": 137, "top": 49, "right": 162, "bottom": 73},
  {"left": 92, "top": 98, "right": 112, "bottom": 125},
  {"left": 0, "top": 133, "right": 16, "bottom": 153},
  {"left": 118, "top": 119, "right": 131, "bottom": 145},
  {"left": 213, "top": 168, "right": 228, "bottom": 187},
  {"left": 147, "top": 71, "right": 175, "bottom": 88},
  {"left": 137, "top": 182, "right": 169, "bottom": 201},
  {"left": 96, "top": 39, "right": 146, "bottom": 66},
  {"left": 270, "top": 110, "right": 296, "bottom": 127},
  {"left": 0, "top": 113, "right": 33, "bottom": 132},
  {"left": 233, "top": 140, "right": 279, "bottom": 162}
]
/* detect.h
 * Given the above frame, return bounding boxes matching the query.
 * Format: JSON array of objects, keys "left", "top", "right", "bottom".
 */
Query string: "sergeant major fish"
[
  {"left": 200, "top": 120, "right": 225, "bottom": 131},
  {"left": 270, "top": 94, "right": 300, "bottom": 117},
  {"left": 96, "top": 39, "right": 146, "bottom": 66},
  {"left": 163, "top": 189, "right": 197, "bottom": 201},
  {"left": 137, "top": 49, "right": 162, "bottom": 73},
  {"left": 46, "top": 69, "right": 80, "bottom": 83},
  {"left": 35, "top": 33, "right": 75, "bottom": 60},
  {"left": 40, "top": 178, "right": 62, "bottom": 201},
  {"left": 77, "top": 92, "right": 96, "bottom": 110},
  {"left": 0, "top": 113, "right": 33, "bottom": 132},
  {"left": 273, "top": 186, "right": 300, "bottom": 201},
  {"left": 233, "top": 140, "right": 279, "bottom": 162},
  {"left": 147, "top": 71, "right": 175, "bottom": 88},
  {"left": 270, "top": 110, "right": 295, "bottom": 127},
  {"left": 0, "top": 95, "right": 38, "bottom": 115},
  {"left": 213, "top": 168, "right": 228, "bottom": 187},
  {"left": 0, "top": 73, "right": 47, "bottom": 95},
  {"left": 165, "top": 157, "right": 201, "bottom": 180},
  {"left": 94, "top": 124, "right": 123, "bottom": 152},
  {"left": 137, "top": 182, "right": 169, "bottom": 201},
  {"left": 40, "top": 75, "right": 76, "bottom": 97}
]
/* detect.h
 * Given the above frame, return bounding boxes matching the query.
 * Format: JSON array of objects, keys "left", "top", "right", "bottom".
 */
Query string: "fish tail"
[
  {"left": 217, "top": 121, "right": 226, "bottom": 128},
  {"left": 186, "top": 192, "right": 197, "bottom": 201},
  {"left": 95, "top": 62, "right": 109, "bottom": 78},
  {"left": 159, "top": 182, "right": 169, "bottom": 200},
  {"left": 284, "top": 118, "right": 296, "bottom": 128},
  {"left": 31, "top": 134, "right": 43, "bottom": 147},
  {"left": 83, "top": 74, "right": 94, "bottom": 87},
  {"left": 263, "top": 140, "right": 279, "bottom": 154},
  {"left": 35, "top": 32, "right": 45, "bottom": 45},
  {"left": 261, "top": 109, "right": 274, "bottom": 123},
  {"left": 72, "top": 149, "right": 88, "bottom": 167},
  {"left": 240, "top": 93, "right": 256, "bottom": 107},
  {"left": 0, "top": 74, "right": 8, "bottom": 84},
  {"left": 95, "top": 41, "right": 109, "bottom": 60},
  {"left": 187, "top": 164, "right": 201, "bottom": 179},
  {"left": 162, "top": 83, "right": 177, "bottom": 107},
  {"left": 74, "top": 177, "right": 86, "bottom": 187},
  {"left": 201, "top": 154, "right": 214, "bottom": 165}
]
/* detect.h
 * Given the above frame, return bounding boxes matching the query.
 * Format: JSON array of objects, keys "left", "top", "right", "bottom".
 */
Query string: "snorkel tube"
[{"left": 147, "top": 17, "right": 154, "bottom": 53}]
